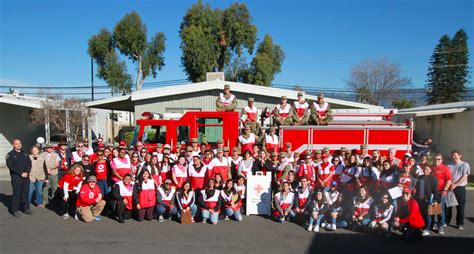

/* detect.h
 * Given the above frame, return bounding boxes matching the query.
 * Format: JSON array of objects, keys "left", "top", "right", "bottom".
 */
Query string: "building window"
[{"left": 196, "top": 118, "right": 223, "bottom": 145}]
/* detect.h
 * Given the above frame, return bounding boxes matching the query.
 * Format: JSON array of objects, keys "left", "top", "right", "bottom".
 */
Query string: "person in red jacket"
[
  {"left": 133, "top": 170, "right": 157, "bottom": 221},
  {"left": 56, "top": 164, "right": 84, "bottom": 219},
  {"left": 76, "top": 176, "right": 106, "bottom": 223},
  {"left": 392, "top": 188, "right": 425, "bottom": 241},
  {"left": 112, "top": 174, "right": 134, "bottom": 223}
]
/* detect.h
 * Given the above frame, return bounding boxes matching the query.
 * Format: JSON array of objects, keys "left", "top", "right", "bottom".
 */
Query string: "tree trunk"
[{"left": 136, "top": 56, "right": 143, "bottom": 91}]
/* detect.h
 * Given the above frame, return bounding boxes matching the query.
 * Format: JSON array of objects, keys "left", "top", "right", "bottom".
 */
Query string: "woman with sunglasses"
[
  {"left": 368, "top": 193, "right": 394, "bottom": 235},
  {"left": 93, "top": 151, "right": 111, "bottom": 196},
  {"left": 358, "top": 157, "right": 379, "bottom": 192},
  {"left": 80, "top": 155, "right": 94, "bottom": 182},
  {"left": 160, "top": 155, "right": 172, "bottom": 182},
  {"left": 331, "top": 156, "right": 344, "bottom": 185},
  {"left": 111, "top": 148, "right": 132, "bottom": 183},
  {"left": 392, "top": 188, "right": 425, "bottom": 241}
]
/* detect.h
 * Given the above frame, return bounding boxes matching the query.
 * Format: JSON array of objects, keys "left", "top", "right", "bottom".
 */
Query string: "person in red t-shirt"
[
  {"left": 431, "top": 154, "right": 452, "bottom": 234},
  {"left": 76, "top": 176, "right": 105, "bottom": 223},
  {"left": 93, "top": 151, "right": 111, "bottom": 196}
]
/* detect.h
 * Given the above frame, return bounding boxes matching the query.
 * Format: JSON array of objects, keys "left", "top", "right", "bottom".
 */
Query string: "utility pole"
[{"left": 91, "top": 57, "right": 95, "bottom": 101}]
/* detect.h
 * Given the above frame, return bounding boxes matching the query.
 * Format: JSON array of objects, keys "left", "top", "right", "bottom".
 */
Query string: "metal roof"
[
  {"left": 399, "top": 101, "right": 474, "bottom": 112},
  {"left": 0, "top": 93, "right": 44, "bottom": 109},
  {"left": 86, "top": 80, "right": 383, "bottom": 111}
]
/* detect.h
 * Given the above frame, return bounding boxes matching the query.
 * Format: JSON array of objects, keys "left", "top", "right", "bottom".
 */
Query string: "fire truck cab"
[{"left": 131, "top": 111, "right": 240, "bottom": 151}]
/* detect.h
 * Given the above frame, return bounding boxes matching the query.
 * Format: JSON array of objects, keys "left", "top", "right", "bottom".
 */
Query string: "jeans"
[
  {"left": 177, "top": 204, "right": 197, "bottom": 219},
  {"left": 202, "top": 209, "right": 219, "bottom": 224},
  {"left": 276, "top": 210, "right": 296, "bottom": 223},
  {"left": 361, "top": 218, "right": 372, "bottom": 226},
  {"left": 155, "top": 204, "right": 177, "bottom": 219},
  {"left": 28, "top": 181, "right": 44, "bottom": 206},
  {"left": 308, "top": 214, "right": 325, "bottom": 226},
  {"left": 42, "top": 175, "right": 58, "bottom": 205},
  {"left": 225, "top": 208, "right": 243, "bottom": 221},
  {"left": 433, "top": 195, "right": 447, "bottom": 227},
  {"left": 446, "top": 186, "right": 466, "bottom": 226},
  {"left": 97, "top": 180, "right": 110, "bottom": 196}
]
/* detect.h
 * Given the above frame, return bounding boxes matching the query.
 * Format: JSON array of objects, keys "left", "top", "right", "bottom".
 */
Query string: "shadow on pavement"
[
  {"left": 0, "top": 193, "right": 12, "bottom": 211},
  {"left": 306, "top": 231, "right": 472, "bottom": 254}
]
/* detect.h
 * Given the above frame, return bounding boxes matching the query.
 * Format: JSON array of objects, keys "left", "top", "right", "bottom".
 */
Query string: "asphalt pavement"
[{"left": 0, "top": 180, "right": 472, "bottom": 254}]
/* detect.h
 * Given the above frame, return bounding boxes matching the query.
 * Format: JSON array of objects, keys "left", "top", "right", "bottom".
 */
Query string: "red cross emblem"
[{"left": 254, "top": 184, "right": 264, "bottom": 194}]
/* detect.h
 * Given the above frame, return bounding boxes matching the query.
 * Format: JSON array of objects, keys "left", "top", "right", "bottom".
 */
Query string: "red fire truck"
[{"left": 131, "top": 109, "right": 413, "bottom": 157}]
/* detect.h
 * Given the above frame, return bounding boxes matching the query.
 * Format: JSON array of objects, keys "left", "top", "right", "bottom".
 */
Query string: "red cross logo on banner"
[{"left": 254, "top": 184, "right": 264, "bottom": 194}]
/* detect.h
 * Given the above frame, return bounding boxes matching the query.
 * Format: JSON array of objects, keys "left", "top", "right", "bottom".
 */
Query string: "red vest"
[
  {"left": 265, "top": 134, "right": 279, "bottom": 153},
  {"left": 273, "top": 192, "right": 295, "bottom": 216},
  {"left": 316, "top": 162, "right": 334, "bottom": 188},
  {"left": 293, "top": 101, "right": 309, "bottom": 117},
  {"left": 211, "top": 158, "right": 229, "bottom": 182},
  {"left": 157, "top": 186, "right": 176, "bottom": 206},
  {"left": 138, "top": 180, "right": 156, "bottom": 208},
  {"left": 115, "top": 181, "right": 134, "bottom": 210},
  {"left": 239, "top": 133, "right": 256, "bottom": 154},
  {"left": 172, "top": 164, "right": 188, "bottom": 188},
  {"left": 112, "top": 157, "right": 132, "bottom": 182},
  {"left": 313, "top": 102, "right": 329, "bottom": 116},
  {"left": 200, "top": 189, "right": 220, "bottom": 210},
  {"left": 275, "top": 104, "right": 291, "bottom": 117},
  {"left": 244, "top": 105, "right": 258, "bottom": 122},
  {"left": 189, "top": 163, "right": 207, "bottom": 190}
]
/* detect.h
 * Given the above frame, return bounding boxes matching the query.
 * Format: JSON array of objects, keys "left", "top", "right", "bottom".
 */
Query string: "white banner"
[{"left": 246, "top": 172, "right": 272, "bottom": 216}]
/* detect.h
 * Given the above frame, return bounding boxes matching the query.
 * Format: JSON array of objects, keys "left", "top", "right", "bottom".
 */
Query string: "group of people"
[
  {"left": 216, "top": 84, "right": 333, "bottom": 135},
  {"left": 6, "top": 134, "right": 470, "bottom": 241}
]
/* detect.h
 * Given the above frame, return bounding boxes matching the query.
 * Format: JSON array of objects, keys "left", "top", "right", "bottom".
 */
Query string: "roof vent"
[{"left": 206, "top": 72, "right": 225, "bottom": 81}]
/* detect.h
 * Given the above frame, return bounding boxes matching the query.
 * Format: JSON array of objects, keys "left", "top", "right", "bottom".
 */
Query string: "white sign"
[
  {"left": 388, "top": 186, "right": 403, "bottom": 200},
  {"left": 246, "top": 172, "right": 272, "bottom": 216}
]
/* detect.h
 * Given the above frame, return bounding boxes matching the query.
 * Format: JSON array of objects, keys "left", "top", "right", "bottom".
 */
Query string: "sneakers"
[
  {"left": 441, "top": 223, "right": 447, "bottom": 228},
  {"left": 12, "top": 211, "right": 21, "bottom": 218},
  {"left": 438, "top": 226, "right": 445, "bottom": 235},
  {"left": 23, "top": 209, "right": 34, "bottom": 215},
  {"left": 95, "top": 216, "right": 102, "bottom": 221},
  {"left": 313, "top": 225, "right": 320, "bottom": 232},
  {"left": 432, "top": 224, "right": 438, "bottom": 231},
  {"left": 62, "top": 214, "right": 70, "bottom": 220},
  {"left": 330, "top": 224, "right": 337, "bottom": 231},
  {"left": 307, "top": 225, "right": 313, "bottom": 232},
  {"left": 202, "top": 219, "right": 207, "bottom": 224},
  {"left": 159, "top": 215, "right": 164, "bottom": 222},
  {"left": 422, "top": 230, "right": 430, "bottom": 236},
  {"left": 225, "top": 216, "right": 229, "bottom": 221},
  {"left": 74, "top": 214, "right": 79, "bottom": 220},
  {"left": 191, "top": 218, "right": 195, "bottom": 223},
  {"left": 118, "top": 218, "right": 125, "bottom": 224},
  {"left": 321, "top": 222, "right": 326, "bottom": 228},
  {"left": 457, "top": 225, "right": 464, "bottom": 230}
]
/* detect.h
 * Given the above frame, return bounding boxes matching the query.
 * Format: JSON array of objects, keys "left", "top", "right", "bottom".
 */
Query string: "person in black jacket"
[
  {"left": 80, "top": 155, "right": 94, "bottom": 181},
  {"left": 5, "top": 139, "right": 33, "bottom": 217},
  {"left": 198, "top": 179, "right": 223, "bottom": 225},
  {"left": 414, "top": 165, "right": 439, "bottom": 236},
  {"left": 251, "top": 150, "right": 273, "bottom": 175}
]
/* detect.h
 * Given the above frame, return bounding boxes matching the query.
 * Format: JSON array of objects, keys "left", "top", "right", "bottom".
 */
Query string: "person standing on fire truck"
[
  {"left": 241, "top": 98, "right": 261, "bottom": 135},
  {"left": 216, "top": 84, "right": 237, "bottom": 112},
  {"left": 310, "top": 94, "right": 333, "bottom": 125},
  {"left": 263, "top": 126, "right": 279, "bottom": 154},
  {"left": 292, "top": 92, "right": 310, "bottom": 125},
  {"left": 273, "top": 96, "right": 293, "bottom": 126}
]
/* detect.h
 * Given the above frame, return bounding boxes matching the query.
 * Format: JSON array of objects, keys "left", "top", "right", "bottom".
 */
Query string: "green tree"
[
  {"left": 392, "top": 99, "right": 416, "bottom": 109},
  {"left": 180, "top": 1, "right": 282, "bottom": 85},
  {"left": 246, "top": 34, "right": 285, "bottom": 86},
  {"left": 88, "top": 11, "right": 166, "bottom": 93},
  {"left": 426, "top": 29, "right": 470, "bottom": 104}
]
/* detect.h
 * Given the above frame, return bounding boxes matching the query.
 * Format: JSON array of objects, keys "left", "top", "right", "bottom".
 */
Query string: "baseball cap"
[
  {"left": 119, "top": 141, "right": 126, "bottom": 146},
  {"left": 330, "top": 181, "right": 337, "bottom": 187},
  {"left": 87, "top": 176, "right": 97, "bottom": 182},
  {"left": 164, "top": 144, "right": 171, "bottom": 149},
  {"left": 164, "top": 179, "right": 172, "bottom": 184}
]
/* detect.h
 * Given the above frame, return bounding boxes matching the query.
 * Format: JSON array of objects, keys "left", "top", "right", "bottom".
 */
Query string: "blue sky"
[{"left": 0, "top": 0, "right": 473, "bottom": 98}]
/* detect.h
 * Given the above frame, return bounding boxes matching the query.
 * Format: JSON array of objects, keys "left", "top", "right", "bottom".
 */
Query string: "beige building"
[
  {"left": 399, "top": 101, "right": 474, "bottom": 167},
  {"left": 86, "top": 79, "right": 385, "bottom": 121}
]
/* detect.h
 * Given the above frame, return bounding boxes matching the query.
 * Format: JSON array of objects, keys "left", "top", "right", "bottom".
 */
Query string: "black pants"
[
  {"left": 137, "top": 207, "right": 154, "bottom": 221},
  {"left": 116, "top": 200, "right": 132, "bottom": 221},
  {"left": 53, "top": 188, "right": 77, "bottom": 216},
  {"left": 446, "top": 186, "right": 466, "bottom": 226},
  {"left": 10, "top": 174, "right": 30, "bottom": 212}
]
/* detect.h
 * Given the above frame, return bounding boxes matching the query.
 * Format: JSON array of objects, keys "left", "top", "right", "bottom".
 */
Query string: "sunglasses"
[
  {"left": 132, "top": 156, "right": 139, "bottom": 158},
  {"left": 83, "top": 159, "right": 90, "bottom": 162},
  {"left": 77, "top": 145, "right": 84, "bottom": 148},
  {"left": 435, "top": 158, "right": 442, "bottom": 160},
  {"left": 97, "top": 154, "right": 103, "bottom": 156}
]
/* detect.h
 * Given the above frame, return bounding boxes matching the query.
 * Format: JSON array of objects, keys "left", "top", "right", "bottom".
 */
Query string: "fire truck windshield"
[{"left": 142, "top": 125, "right": 167, "bottom": 144}]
